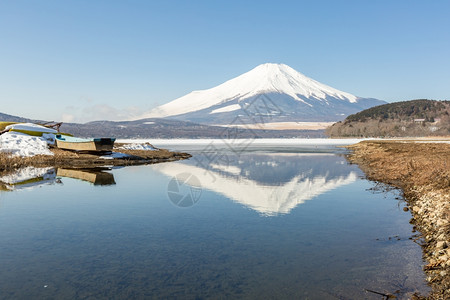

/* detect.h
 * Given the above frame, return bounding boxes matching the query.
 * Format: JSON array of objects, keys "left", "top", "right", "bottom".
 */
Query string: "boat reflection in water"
[
  {"left": 0, "top": 167, "right": 115, "bottom": 191},
  {"left": 154, "top": 152, "right": 360, "bottom": 216},
  {"left": 56, "top": 168, "right": 116, "bottom": 186}
]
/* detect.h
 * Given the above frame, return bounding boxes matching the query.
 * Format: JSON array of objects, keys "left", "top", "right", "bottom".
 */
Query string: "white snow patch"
[
  {"left": 0, "top": 132, "right": 54, "bottom": 157},
  {"left": 210, "top": 104, "right": 241, "bottom": 114},
  {"left": 99, "top": 152, "right": 132, "bottom": 160},
  {"left": 42, "top": 133, "right": 56, "bottom": 145},
  {"left": 118, "top": 143, "right": 157, "bottom": 151}
]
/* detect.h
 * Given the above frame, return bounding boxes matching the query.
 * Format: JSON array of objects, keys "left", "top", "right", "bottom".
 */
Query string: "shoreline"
[
  {"left": 346, "top": 140, "right": 449, "bottom": 299},
  {"left": 0, "top": 144, "right": 191, "bottom": 172}
]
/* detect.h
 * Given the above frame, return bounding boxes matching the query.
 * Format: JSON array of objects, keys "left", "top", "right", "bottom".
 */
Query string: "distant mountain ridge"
[
  {"left": 0, "top": 64, "right": 388, "bottom": 138},
  {"left": 59, "top": 119, "right": 325, "bottom": 139},
  {"left": 138, "top": 63, "right": 386, "bottom": 124},
  {"left": 326, "top": 99, "right": 450, "bottom": 137},
  {"left": 0, "top": 112, "right": 39, "bottom": 123},
  {"left": 0, "top": 112, "right": 326, "bottom": 138}
]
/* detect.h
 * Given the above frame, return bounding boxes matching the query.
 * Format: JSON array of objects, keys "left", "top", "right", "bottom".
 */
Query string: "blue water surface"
[{"left": 0, "top": 145, "right": 429, "bottom": 299}]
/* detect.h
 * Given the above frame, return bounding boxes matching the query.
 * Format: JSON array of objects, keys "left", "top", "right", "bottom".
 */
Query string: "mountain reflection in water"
[
  {"left": 155, "top": 153, "right": 359, "bottom": 216},
  {"left": 0, "top": 153, "right": 354, "bottom": 215}
]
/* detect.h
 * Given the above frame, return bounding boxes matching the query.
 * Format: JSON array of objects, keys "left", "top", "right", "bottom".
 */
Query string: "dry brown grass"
[
  {"left": 347, "top": 140, "right": 450, "bottom": 299},
  {"left": 0, "top": 146, "right": 191, "bottom": 172},
  {"left": 347, "top": 141, "right": 449, "bottom": 192}
]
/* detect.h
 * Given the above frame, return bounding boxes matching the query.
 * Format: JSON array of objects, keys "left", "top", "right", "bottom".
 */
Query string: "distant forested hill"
[{"left": 326, "top": 99, "right": 450, "bottom": 137}]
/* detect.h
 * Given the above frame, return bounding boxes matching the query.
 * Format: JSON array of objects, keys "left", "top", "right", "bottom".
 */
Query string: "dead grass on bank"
[
  {"left": 0, "top": 146, "right": 191, "bottom": 174},
  {"left": 347, "top": 141, "right": 450, "bottom": 192}
]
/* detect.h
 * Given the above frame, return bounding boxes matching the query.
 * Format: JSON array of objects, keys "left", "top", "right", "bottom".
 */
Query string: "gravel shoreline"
[{"left": 346, "top": 140, "right": 449, "bottom": 299}]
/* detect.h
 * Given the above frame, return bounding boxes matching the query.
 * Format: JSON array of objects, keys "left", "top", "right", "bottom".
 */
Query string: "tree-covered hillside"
[{"left": 326, "top": 99, "right": 450, "bottom": 137}]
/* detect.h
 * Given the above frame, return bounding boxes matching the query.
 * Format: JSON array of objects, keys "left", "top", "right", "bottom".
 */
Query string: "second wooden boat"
[{"left": 55, "top": 135, "right": 115, "bottom": 152}]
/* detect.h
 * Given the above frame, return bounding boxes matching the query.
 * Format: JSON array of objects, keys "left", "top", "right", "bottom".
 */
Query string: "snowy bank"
[
  {"left": 0, "top": 132, "right": 54, "bottom": 157},
  {"left": 100, "top": 152, "right": 132, "bottom": 160},
  {"left": 117, "top": 143, "right": 157, "bottom": 151}
]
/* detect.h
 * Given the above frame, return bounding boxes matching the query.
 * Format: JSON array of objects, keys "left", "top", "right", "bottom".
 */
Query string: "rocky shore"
[{"left": 346, "top": 140, "right": 449, "bottom": 299}]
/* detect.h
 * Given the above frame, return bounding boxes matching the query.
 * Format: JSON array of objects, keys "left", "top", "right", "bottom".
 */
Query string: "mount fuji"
[{"left": 139, "top": 63, "right": 385, "bottom": 125}]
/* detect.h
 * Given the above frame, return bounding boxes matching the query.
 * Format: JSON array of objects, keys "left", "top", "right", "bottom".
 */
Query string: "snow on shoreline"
[
  {"left": 117, "top": 143, "right": 157, "bottom": 151},
  {"left": 0, "top": 132, "right": 54, "bottom": 157},
  {"left": 100, "top": 152, "right": 132, "bottom": 159}
]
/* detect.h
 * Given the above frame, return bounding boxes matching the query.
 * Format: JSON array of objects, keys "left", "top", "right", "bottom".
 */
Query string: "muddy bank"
[
  {"left": 346, "top": 140, "right": 449, "bottom": 299},
  {"left": 0, "top": 144, "right": 191, "bottom": 172}
]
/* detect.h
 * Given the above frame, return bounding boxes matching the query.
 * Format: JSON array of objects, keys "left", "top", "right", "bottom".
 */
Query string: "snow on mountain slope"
[{"left": 139, "top": 63, "right": 385, "bottom": 123}]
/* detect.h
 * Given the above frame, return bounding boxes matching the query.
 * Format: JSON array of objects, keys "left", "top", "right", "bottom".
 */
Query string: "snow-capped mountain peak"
[
  {"left": 234, "top": 63, "right": 358, "bottom": 103},
  {"left": 139, "top": 63, "right": 384, "bottom": 123}
]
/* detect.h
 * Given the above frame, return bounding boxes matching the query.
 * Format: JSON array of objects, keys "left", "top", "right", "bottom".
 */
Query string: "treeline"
[
  {"left": 346, "top": 99, "right": 448, "bottom": 122},
  {"left": 326, "top": 99, "right": 450, "bottom": 137}
]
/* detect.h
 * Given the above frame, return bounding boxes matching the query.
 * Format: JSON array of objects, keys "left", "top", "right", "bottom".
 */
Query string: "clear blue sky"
[{"left": 1, "top": 0, "right": 449, "bottom": 123}]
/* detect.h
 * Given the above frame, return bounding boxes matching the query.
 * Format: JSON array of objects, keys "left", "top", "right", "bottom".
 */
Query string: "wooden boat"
[
  {"left": 56, "top": 168, "right": 116, "bottom": 185},
  {"left": 55, "top": 135, "right": 115, "bottom": 152}
]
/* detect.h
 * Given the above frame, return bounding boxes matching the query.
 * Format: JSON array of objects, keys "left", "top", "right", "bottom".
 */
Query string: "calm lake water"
[{"left": 0, "top": 141, "right": 429, "bottom": 299}]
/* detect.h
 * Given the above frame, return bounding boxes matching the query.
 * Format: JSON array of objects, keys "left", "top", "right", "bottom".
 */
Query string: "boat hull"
[
  {"left": 9, "top": 129, "right": 51, "bottom": 136},
  {"left": 5, "top": 123, "right": 58, "bottom": 136},
  {"left": 55, "top": 136, "right": 115, "bottom": 152}
]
